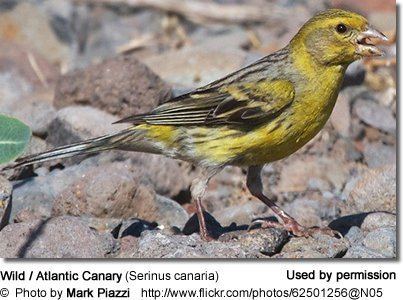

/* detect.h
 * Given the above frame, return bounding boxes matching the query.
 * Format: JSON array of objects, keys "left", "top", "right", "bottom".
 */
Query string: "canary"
[{"left": 9, "top": 9, "right": 388, "bottom": 240}]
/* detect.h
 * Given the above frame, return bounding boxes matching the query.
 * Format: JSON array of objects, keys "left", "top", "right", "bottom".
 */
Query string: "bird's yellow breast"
[{"left": 187, "top": 66, "right": 344, "bottom": 166}]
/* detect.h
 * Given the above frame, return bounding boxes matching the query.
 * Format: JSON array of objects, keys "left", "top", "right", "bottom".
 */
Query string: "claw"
[
  {"left": 248, "top": 219, "right": 342, "bottom": 239},
  {"left": 305, "top": 226, "right": 343, "bottom": 239},
  {"left": 247, "top": 219, "right": 282, "bottom": 231},
  {"left": 200, "top": 234, "right": 215, "bottom": 242}
]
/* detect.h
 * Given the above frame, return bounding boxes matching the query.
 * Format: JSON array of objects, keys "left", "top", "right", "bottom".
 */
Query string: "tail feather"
[{"left": 7, "top": 129, "right": 136, "bottom": 170}]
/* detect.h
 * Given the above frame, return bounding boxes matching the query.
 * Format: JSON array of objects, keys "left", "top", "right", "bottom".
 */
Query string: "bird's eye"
[{"left": 336, "top": 23, "right": 347, "bottom": 34}]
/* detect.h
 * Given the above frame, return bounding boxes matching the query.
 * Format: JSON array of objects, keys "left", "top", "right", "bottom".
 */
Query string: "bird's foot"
[
  {"left": 248, "top": 219, "right": 341, "bottom": 238},
  {"left": 289, "top": 224, "right": 342, "bottom": 239},
  {"left": 199, "top": 230, "right": 215, "bottom": 242},
  {"left": 303, "top": 226, "right": 343, "bottom": 239},
  {"left": 248, "top": 219, "right": 283, "bottom": 231}
]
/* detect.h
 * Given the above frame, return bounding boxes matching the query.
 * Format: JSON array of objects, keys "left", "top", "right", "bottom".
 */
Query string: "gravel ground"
[{"left": 0, "top": 0, "right": 396, "bottom": 258}]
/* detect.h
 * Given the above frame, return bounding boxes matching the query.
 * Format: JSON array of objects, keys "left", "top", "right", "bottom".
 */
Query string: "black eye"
[{"left": 336, "top": 23, "right": 347, "bottom": 33}]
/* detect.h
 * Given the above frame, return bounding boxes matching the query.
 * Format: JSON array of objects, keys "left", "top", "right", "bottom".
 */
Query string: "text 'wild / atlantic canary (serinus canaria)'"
[{"left": 9, "top": 9, "right": 388, "bottom": 241}]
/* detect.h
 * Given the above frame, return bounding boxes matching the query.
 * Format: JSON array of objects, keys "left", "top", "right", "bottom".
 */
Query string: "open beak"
[{"left": 355, "top": 25, "right": 388, "bottom": 57}]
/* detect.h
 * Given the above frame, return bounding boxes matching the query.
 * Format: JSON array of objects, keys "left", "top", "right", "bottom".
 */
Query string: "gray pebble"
[
  {"left": 345, "top": 226, "right": 364, "bottom": 244},
  {"left": 363, "top": 228, "right": 396, "bottom": 258},
  {"left": 344, "top": 245, "right": 388, "bottom": 259}
]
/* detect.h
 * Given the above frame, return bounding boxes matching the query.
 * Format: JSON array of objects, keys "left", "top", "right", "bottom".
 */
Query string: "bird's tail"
[{"left": 6, "top": 129, "right": 137, "bottom": 170}]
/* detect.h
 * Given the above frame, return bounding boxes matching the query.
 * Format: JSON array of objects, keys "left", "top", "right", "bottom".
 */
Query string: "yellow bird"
[{"left": 10, "top": 9, "right": 388, "bottom": 241}]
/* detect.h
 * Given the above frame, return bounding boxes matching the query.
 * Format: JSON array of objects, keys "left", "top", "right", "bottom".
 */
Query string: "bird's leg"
[
  {"left": 246, "top": 165, "right": 340, "bottom": 238},
  {"left": 195, "top": 193, "right": 212, "bottom": 241},
  {"left": 190, "top": 169, "right": 219, "bottom": 242},
  {"left": 246, "top": 165, "right": 306, "bottom": 236}
]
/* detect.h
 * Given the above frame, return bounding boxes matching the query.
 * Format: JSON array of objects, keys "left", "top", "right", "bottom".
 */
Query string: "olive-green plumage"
[{"left": 10, "top": 9, "right": 387, "bottom": 239}]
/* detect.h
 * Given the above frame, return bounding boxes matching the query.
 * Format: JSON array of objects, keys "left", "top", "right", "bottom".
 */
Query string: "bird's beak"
[{"left": 355, "top": 25, "right": 388, "bottom": 57}]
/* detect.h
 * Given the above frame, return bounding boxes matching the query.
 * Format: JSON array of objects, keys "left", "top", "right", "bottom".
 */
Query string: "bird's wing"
[{"left": 115, "top": 79, "right": 295, "bottom": 127}]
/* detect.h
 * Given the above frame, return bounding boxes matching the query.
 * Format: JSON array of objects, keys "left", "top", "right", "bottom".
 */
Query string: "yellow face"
[{"left": 293, "top": 9, "right": 388, "bottom": 66}]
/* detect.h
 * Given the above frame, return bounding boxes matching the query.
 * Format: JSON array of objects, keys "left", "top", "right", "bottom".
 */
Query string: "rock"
[
  {"left": 344, "top": 226, "right": 364, "bottom": 244},
  {"left": 214, "top": 200, "right": 267, "bottom": 227},
  {"left": 53, "top": 162, "right": 189, "bottom": 228},
  {"left": 349, "top": 165, "right": 396, "bottom": 213},
  {"left": 88, "top": 151, "right": 196, "bottom": 200},
  {"left": 51, "top": 162, "right": 151, "bottom": 217},
  {"left": 121, "top": 188, "right": 190, "bottom": 229},
  {"left": 13, "top": 209, "right": 42, "bottom": 223},
  {"left": 344, "top": 245, "right": 388, "bottom": 259},
  {"left": 144, "top": 45, "right": 247, "bottom": 89},
  {"left": 0, "top": 216, "right": 115, "bottom": 258},
  {"left": 254, "top": 24, "right": 288, "bottom": 54},
  {"left": 376, "top": 87, "right": 396, "bottom": 108},
  {"left": 74, "top": 8, "right": 159, "bottom": 67},
  {"left": 36, "top": 0, "right": 77, "bottom": 47},
  {"left": 330, "top": 93, "right": 351, "bottom": 137},
  {"left": 273, "top": 234, "right": 349, "bottom": 258},
  {"left": 203, "top": 166, "right": 246, "bottom": 213},
  {"left": 363, "top": 142, "right": 396, "bottom": 168},
  {"left": 276, "top": 156, "right": 349, "bottom": 194},
  {"left": 341, "top": 168, "right": 366, "bottom": 202},
  {"left": 218, "top": 228, "right": 288, "bottom": 256},
  {"left": 362, "top": 227, "right": 396, "bottom": 258},
  {"left": 360, "top": 212, "right": 396, "bottom": 232},
  {"left": 152, "top": 195, "right": 189, "bottom": 229},
  {"left": 0, "top": 68, "right": 32, "bottom": 109},
  {"left": 80, "top": 216, "right": 123, "bottom": 233},
  {"left": 39, "top": 0, "right": 75, "bottom": 21},
  {"left": 0, "top": 39, "right": 58, "bottom": 89},
  {"left": 332, "top": 0, "right": 396, "bottom": 15},
  {"left": 307, "top": 178, "right": 331, "bottom": 191},
  {"left": 54, "top": 54, "right": 172, "bottom": 117},
  {"left": 0, "top": 2, "right": 70, "bottom": 64},
  {"left": 129, "top": 153, "right": 197, "bottom": 198},
  {"left": 119, "top": 235, "right": 138, "bottom": 253},
  {"left": 326, "top": 133, "right": 356, "bottom": 162},
  {"left": 47, "top": 105, "right": 126, "bottom": 147},
  {"left": 23, "top": 136, "right": 49, "bottom": 157},
  {"left": 334, "top": 139, "right": 357, "bottom": 166},
  {"left": 354, "top": 99, "right": 396, "bottom": 134},
  {"left": 0, "top": 40, "right": 58, "bottom": 119},
  {"left": 10, "top": 162, "right": 96, "bottom": 220},
  {"left": 0, "top": 176, "right": 12, "bottom": 230},
  {"left": 0, "top": 1, "right": 18, "bottom": 11},
  {"left": 117, "top": 230, "right": 278, "bottom": 259},
  {"left": 118, "top": 231, "right": 232, "bottom": 258},
  {"left": 368, "top": 11, "right": 396, "bottom": 32},
  {"left": 191, "top": 27, "right": 249, "bottom": 50},
  {"left": 112, "top": 218, "right": 157, "bottom": 238},
  {"left": 284, "top": 198, "right": 336, "bottom": 228},
  {"left": 2, "top": 90, "right": 56, "bottom": 137}
]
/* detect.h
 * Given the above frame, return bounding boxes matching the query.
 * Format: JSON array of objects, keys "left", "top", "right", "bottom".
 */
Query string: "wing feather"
[{"left": 115, "top": 79, "right": 295, "bottom": 127}]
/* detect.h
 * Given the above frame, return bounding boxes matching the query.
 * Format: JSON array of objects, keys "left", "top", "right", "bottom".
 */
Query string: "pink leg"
[
  {"left": 246, "top": 166, "right": 341, "bottom": 238},
  {"left": 190, "top": 168, "right": 220, "bottom": 241}
]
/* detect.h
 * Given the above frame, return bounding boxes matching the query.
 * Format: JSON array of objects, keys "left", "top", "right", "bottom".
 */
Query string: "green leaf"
[{"left": 0, "top": 114, "right": 31, "bottom": 164}]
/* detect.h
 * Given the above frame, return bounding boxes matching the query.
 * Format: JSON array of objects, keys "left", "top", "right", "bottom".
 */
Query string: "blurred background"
[{"left": 0, "top": 0, "right": 396, "bottom": 258}]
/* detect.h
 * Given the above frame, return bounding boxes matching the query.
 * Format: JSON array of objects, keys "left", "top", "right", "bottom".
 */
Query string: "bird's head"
[{"left": 291, "top": 9, "right": 388, "bottom": 66}]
